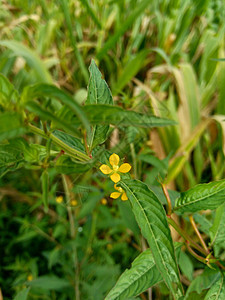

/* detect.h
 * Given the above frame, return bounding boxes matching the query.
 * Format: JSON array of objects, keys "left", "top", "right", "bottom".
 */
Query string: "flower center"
[{"left": 113, "top": 164, "right": 119, "bottom": 171}]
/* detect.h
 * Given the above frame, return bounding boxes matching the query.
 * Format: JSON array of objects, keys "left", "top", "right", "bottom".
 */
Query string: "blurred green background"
[{"left": 0, "top": 0, "right": 225, "bottom": 299}]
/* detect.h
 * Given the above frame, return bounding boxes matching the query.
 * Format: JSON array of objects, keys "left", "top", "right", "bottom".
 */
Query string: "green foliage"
[
  {"left": 105, "top": 248, "right": 162, "bottom": 300},
  {"left": 119, "top": 180, "right": 183, "bottom": 299},
  {"left": 1, "top": 1, "right": 225, "bottom": 299},
  {"left": 175, "top": 180, "right": 225, "bottom": 213},
  {"left": 86, "top": 59, "right": 113, "bottom": 149}
]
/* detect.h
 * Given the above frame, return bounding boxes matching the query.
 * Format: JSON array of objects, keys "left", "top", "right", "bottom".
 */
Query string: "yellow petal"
[
  {"left": 119, "top": 163, "right": 131, "bottom": 173},
  {"left": 100, "top": 164, "right": 112, "bottom": 174},
  {"left": 110, "top": 192, "right": 121, "bottom": 199},
  {"left": 109, "top": 153, "right": 120, "bottom": 167},
  {"left": 110, "top": 173, "right": 121, "bottom": 183},
  {"left": 121, "top": 192, "right": 128, "bottom": 201}
]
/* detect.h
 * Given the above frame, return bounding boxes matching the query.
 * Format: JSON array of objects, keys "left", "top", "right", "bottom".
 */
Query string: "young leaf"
[
  {"left": 0, "top": 112, "right": 26, "bottom": 142},
  {"left": 204, "top": 275, "right": 225, "bottom": 300},
  {"left": 119, "top": 179, "right": 183, "bottom": 299},
  {"left": 174, "top": 179, "right": 225, "bottom": 213},
  {"left": 105, "top": 248, "right": 162, "bottom": 300},
  {"left": 86, "top": 60, "right": 113, "bottom": 150}
]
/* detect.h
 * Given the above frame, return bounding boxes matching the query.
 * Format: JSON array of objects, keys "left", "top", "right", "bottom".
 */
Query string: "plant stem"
[
  {"left": 189, "top": 215, "right": 209, "bottom": 254},
  {"left": 28, "top": 123, "right": 90, "bottom": 162},
  {"left": 62, "top": 175, "right": 80, "bottom": 300},
  {"left": 161, "top": 183, "right": 172, "bottom": 216},
  {"left": 167, "top": 216, "right": 207, "bottom": 255},
  {"left": 186, "top": 243, "right": 208, "bottom": 264}
]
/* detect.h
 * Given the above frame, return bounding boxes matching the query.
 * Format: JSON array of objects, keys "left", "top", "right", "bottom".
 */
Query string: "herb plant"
[{"left": 1, "top": 59, "right": 225, "bottom": 300}]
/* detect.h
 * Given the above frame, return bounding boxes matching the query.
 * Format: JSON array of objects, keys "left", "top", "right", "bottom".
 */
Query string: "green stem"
[
  {"left": 167, "top": 216, "right": 207, "bottom": 256},
  {"left": 62, "top": 175, "right": 80, "bottom": 300},
  {"left": 28, "top": 124, "right": 90, "bottom": 162},
  {"left": 161, "top": 183, "right": 172, "bottom": 216},
  {"left": 189, "top": 215, "right": 209, "bottom": 254}
]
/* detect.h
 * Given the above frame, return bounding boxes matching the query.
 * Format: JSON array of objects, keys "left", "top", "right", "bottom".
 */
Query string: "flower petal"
[
  {"left": 110, "top": 192, "right": 121, "bottom": 199},
  {"left": 110, "top": 173, "right": 121, "bottom": 183},
  {"left": 119, "top": 163, "right": 131, "bottom": 173},
  {"left": 100, "top": 164, "right": 112, "bottom": 174},
  {"left": 114, "top": 184, "right": 119, "bottom": 190},
  {"left": 121, "top": 192, "right": 128, "bottom": 201},
  {"left": 109, "top": 153, "right": 120, "bottom": 167}
]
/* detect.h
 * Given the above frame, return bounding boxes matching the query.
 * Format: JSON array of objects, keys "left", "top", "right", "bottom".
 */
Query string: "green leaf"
[
  {"left": 0, "top": 143, "right": 24, "bottom": 177},
  {"left": 0, "top": 112, "right": 26, "bottom": 142},
  {"left": 204, "top": 275, "right": 225, "bottom": 300},
  {"left": 25, "top": 101, "right": 80, "bottom": 136},
  {"left": 119, "top": 179, "right": 183, "bottom": 299},
  {"left": 174, "top": 179, "right": 225, "bottom": 213},
  {"left": 81, "top": 104, "right": 176, "bottom": 128},
  {"left": 184, "top": 269, "right": 221, "bottom": 300},
  {"left": 210, "top": 203, "right": 225, "bottom": 256},
  {"left": 86, "top": 60, "right": 113, "bottom": 149},
  {"left": 105, "top": 248, "right": 162, "bottom": 300},
  {"left": 0, "top": 40, "right": 52, "bottom": 83},
  {"left": 0, "top": 73, "right": 19, "bottom": 109},
  {"left": 8, "top": 138, "right": 47, "bottom": 163},
  {"left": 26, "top": 275, "right": 70, "bottom": 290},
  {"left": 52, "top": 130, "right": 85, "bottom": 154},
  {"left": 55, "top": 156, "right": 93, "bottom": 174},
  {"left": 22, "top": 84, "right": 90, "bottom": 134},
  {"left": 13, "top": 287, "right": 30, "bottom": 300},
  {"left": 179, "top": 251, "right": 193, "bottom": 281}
]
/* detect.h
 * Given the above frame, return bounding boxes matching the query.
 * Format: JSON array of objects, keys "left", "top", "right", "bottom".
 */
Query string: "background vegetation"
[{"left": 0, "top": 0, "right": 225, "bottom": 299}]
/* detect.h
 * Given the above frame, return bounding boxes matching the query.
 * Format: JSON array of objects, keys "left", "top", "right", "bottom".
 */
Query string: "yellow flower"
[
  {"left": 56, "top": 196, "right": 63, "bottom": 203},
  {"left": 99, "top": 153, "right": 131, "bottom": 183},
  {"left": 110, "top": 184, "right": 128, "bottom": 201},
  {"left": 71, "top": 199, "right": 78, "bottom": 206},
  {"left": 101, "top": 198, "right": 107, "bottom": 205},
  {"left": 27, "top": 274, "right": 33, "bottom": 281}
]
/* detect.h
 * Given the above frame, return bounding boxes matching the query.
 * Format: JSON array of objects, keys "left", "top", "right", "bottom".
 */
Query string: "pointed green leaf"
[
  {"left": 105, "top": 248, "right": 162, "bottom": 300},
  {"left": 86, "top": 60, "right": 113, "bottom": 149},
  {"left": 81, "top": 104, "right": 176, "bottom": 128},
  {"left": 119, "top": 179, "right": 183, "bottom": 299},
  {"left": 204, "top": 275, "right": 225, "bottom": 300},
  {"left": 174, "top": 179, "right": 225, "bottom": 213}
]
